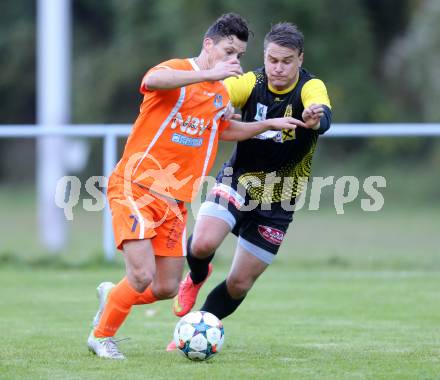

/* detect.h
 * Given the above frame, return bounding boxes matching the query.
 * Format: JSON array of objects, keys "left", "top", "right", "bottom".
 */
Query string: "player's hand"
[
  {"left": 207, "top": 59, "right": 243, "bottom": 81},
  {"left": 302, "top": 103, "right": 324, "bottom": 129},
  {"left": 267, "top": 117, "right": 306, "bottom": 130}
]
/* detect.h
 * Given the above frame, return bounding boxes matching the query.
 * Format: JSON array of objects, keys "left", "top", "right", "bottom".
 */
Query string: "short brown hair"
[
  {"left": 264, "top": 22, "right": 304, "bottom": 53},
  {"left": 205, "top": 13, "right": 250, "bottom": 43}
]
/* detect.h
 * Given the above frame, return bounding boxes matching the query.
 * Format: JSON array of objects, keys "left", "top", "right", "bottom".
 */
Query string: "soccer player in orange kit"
[{"left": 87, "top": 13, "right": 306, "bottom": 359}]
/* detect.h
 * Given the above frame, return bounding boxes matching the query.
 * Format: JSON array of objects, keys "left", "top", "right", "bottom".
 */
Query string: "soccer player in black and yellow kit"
[{"left": 170, "top": 22, "right": 332, "bottom": 341}]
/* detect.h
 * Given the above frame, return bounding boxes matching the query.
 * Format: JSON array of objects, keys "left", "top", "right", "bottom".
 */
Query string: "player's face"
[
  {"left": 264, "top": 42, "right": 303, "bottom": 91},
  {"left": 206, "top": 36, "right": 247, "bottom": 66}
]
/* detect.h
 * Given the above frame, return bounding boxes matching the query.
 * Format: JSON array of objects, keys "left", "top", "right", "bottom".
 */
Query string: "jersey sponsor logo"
[
  {"left": 258, "top": 225, "right": 284, "bottom": 245},
  {"left": 282, "top": 129, "right": 295, "bottom": 142},
  {"left": 211, "top": 183, "right": 245, "bottom": 209},
  {"left": 171, "top": 133, "right": 203, "bottom": 147},
  {"left": 214, "top": 94, "right": 223, "bottom": 108},
  {"left": 252, "top": 128, "right": 294, "bottom": 143},
  {"left": 282, "top": 104, "right": 296, "bottom": 141},
  {"left": 253, "top": 130, "right": 282, "bottom": 141},
  {"left": 254, "top": 103, "right": 268, "bottom": 121},
  {"left": 171, "top": 112, "right": 211, "bottom": 136}
]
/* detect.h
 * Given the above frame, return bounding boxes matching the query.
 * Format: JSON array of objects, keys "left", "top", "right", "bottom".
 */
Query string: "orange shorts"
[{"left": 107, "top": 174, "right": 187, "bottom": 256}]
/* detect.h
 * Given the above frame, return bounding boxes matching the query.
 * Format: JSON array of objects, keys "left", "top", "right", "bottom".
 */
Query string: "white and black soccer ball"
[{"left": 173, "top": 311, "right": 224, "bottom": 361}]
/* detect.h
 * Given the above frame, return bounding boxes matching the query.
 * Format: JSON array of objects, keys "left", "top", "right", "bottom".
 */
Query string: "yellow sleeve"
[
  {"left": 223, "top": 72, "right": 257, "bottom": 109},
  {"left": 301, "top": 78, "right": 331, "bottom": 109}
]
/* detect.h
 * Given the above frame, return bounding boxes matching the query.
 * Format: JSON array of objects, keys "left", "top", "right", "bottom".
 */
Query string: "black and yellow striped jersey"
[{"left": 220, "top": 67, "right": 332, "bottom": 203}]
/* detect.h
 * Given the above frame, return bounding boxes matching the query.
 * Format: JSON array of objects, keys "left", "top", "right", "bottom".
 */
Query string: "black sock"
[
  {"left": 186, "top": 235, "right": 215, "bottom": 284},
  {"left": 200, "top": 280, "right": 245, "bottom": 320}
]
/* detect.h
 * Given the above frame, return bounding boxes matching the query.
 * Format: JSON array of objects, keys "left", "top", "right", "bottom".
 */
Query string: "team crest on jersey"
[
  {"left": 214, "top": 94, "right": 223, "bottom": 108},
  {"left": 258, "top": 225, "right": 284, "bottom": 245},
  {"left": 255, "top": 103, "right": 268, "bottom": 121}
]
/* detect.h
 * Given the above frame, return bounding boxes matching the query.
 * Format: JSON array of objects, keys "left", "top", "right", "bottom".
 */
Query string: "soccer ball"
[{"left": 173, "top": 311, "right": 224, "bottom": 361}]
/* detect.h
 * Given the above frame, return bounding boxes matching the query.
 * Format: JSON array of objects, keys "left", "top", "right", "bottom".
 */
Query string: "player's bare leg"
[
  {"left": 151, "top": 255, "right": 185, "bottom": 299},
  {"left": 200, "top": 242, "right": 269, "bottom": 319},
  {"left": 225, "top": 244, "right": 268, "bottom": 299},
  {"left": 123, "top": 239, "right": 156, "bottom": 292}
]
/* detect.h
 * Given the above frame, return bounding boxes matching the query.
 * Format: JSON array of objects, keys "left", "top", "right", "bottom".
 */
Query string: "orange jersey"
[{"left": 112, "top": 58, "right": 231, "bottom": 202}]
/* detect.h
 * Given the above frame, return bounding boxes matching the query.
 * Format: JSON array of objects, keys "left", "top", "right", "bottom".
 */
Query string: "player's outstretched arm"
[
  {"left": 301, "top": 103, "right": 332, "bottom": 133},
  {"left": 144, "top": 59, "right": 243, "bottom": 90},
  {"left": 220, "top": 117, "right": 305, "bottom": 142}
]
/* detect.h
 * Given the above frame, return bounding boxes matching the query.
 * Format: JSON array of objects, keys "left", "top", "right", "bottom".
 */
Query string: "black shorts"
[{"left": 198, "top": 182, "right": 294, "bottom": 264}]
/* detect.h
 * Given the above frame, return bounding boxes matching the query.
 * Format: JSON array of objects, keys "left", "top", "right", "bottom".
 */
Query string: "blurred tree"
[
  {"left": 0, "top": 1, "right": 35, "bottom": 123},
  {"left": 0, "top": 1, "right": 35, "bottom": 182},
  {"left": 365, "top": 0, "right": 440, "bottom": 163},
  {"left": 385, "top": 0, "right": 440, "bottom": 122},
  {"left": 362, "top": 0, "right": 413, "bottom": 52}
]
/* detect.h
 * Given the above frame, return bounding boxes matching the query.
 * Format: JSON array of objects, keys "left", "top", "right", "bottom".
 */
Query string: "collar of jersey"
[
  {"left": 189, "top": 58, "right": 201, "bottom": 71},
  {"left": 268, "top": 76, "right": 299, "bottom": 95}
]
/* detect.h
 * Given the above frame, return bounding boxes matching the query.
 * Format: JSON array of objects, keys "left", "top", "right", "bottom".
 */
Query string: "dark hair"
[
  {"left": 264, "top": 22, "right": 304, "bottom": 53},
  {"left": 205, "top": 13, "right": 250, "bottom": 43}
]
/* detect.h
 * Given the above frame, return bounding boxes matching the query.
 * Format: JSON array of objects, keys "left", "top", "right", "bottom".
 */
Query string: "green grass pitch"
[
  {"left": 1, "top": 265, "right": 440, "bottom": 380},
  {"left": 1, "top": 184, "right": 439, "bottom": 379}
]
